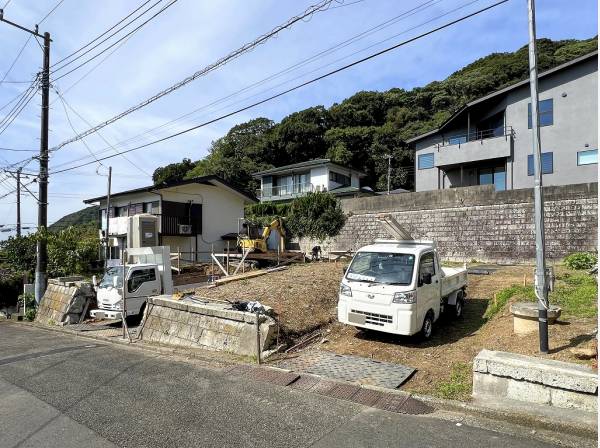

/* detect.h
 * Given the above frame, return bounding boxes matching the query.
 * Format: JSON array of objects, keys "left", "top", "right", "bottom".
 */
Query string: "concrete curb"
[{"left": 21, "top": 322, "right": 598, "bottom": 443}]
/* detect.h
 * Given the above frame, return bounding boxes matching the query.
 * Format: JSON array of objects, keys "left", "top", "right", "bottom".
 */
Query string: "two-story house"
[
  {"left": 409, "top": 51, "right": 598, "bottom": 192},
  {"left": 253, "top": 158, "right": 368, "bottom": 202},
  {"left": 83, "top": 175, "right": 255, "bottom": 261}
]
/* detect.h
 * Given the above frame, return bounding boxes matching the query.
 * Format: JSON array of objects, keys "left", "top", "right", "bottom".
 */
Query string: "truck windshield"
[
  {"left": 99, "top": 266, "right": 124, "bottom": 289},
  {"left": 346, "top": 252, "right": 415, "bottom": 285}
]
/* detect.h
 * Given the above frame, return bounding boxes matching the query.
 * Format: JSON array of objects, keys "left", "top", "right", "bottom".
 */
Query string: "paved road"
[{"left": 0, "top": 322, "right": 559, "bottom": 448}]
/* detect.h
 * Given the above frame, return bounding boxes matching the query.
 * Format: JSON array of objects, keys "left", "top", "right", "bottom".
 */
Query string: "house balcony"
[
  {"left": 102, "top": 214, "right": 200, "bottom": 236},
  {"left": 434, "top": 127, "right": 514, "bottom": 168},
  {"left": 256, "top": 182, "right": 314, "bottom": 201}
]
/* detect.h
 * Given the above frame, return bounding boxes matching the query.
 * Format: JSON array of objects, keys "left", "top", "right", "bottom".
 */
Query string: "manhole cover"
[{"left": 277, "top": 351, "right": 415, "bottom": 389}]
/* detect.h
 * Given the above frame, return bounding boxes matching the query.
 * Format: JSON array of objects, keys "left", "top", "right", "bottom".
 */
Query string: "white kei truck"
[
  {"left": 337, "top": 215, "right": 468, "bottom": 339},
  {"left": 90, "top": 246, "right": 174, "bottom": 320}
]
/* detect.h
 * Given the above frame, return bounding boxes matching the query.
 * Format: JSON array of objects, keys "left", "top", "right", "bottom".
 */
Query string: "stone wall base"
[{"left": 35, "top": 278, "right": 95, "bottom": 325}]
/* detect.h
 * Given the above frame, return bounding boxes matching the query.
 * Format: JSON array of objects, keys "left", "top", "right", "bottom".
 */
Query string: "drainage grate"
[
  {"left": 288, "top": 375, "right": 321, "bottom": 391},
  {"left": 373, "top": 392, "right": 411, "bottom": 413},
  {"left": 398, "top": 397, "right": 435, "bottom": 415},
  {"left": 322, "top": 383, "right": 361, "bottom": 401},
  {"left": 309, "top": 378, "right": 339, "bottom": 395},
  {"left": 350, "top": 309, "right": 392, "bottom": 326},
  {"left": 224, "top": 364, "right": 253, "bottom": 377},
  {"left": 246, "top": 368, "right": 299, "bottom": 386},
  {"left": 349, "top": 388, "right": 387, "bottom": 407}
]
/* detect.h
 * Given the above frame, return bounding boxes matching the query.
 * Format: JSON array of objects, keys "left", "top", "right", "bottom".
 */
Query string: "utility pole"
[
  {"left": 16, "top": 168, "right": 21, "bottom": 237},
  {"left": 0, "top": 11, "right": 50, "bottom": 304},
  {"left": 527, "top": 0, "right": 549, "bottom": 354},
  {"left": 385, "top": 154, "right": 392, "bottom": 194},
  {"left": 105, "top": 166, "right": 112, "bottom": 267},
  {"left": 34, "top": 31, "right": 51, "bottom": 305}
]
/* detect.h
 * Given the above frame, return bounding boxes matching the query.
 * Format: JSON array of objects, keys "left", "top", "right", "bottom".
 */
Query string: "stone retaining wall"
[
  {"left": 298, "top": 183, "right": 597, "bottom": 263},
  {"left": 473, "top": 349, "right": 597, "bottom": 413},
  {"left": 141, "top": 296, "right": 277, "bottom": 357},
  {"left": 35, "top": 277, "right": 96, "bottom": 325}
]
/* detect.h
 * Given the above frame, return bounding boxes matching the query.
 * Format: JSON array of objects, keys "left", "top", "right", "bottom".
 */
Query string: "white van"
[{"left": 337, "top": 240, "right": 468, "bottom": 339}]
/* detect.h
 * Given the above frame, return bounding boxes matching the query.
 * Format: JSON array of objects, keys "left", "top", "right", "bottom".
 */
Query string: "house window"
[
  {"left": 115, "top": 206, "right": 129, "bottom": 217},
  {"left": 577, "top": 149, "right": 598, "bottom": 166},
  {"left": 329, "top": 171, "right": 351, "bottom": 187},
  {"left": 528, "top": 99, "right": 553, "bottom": 128},
  {"left": 129, "top": 203, "right": 143, "bottom": 215},
  {"left": 527, "top": 152, "right": 554, "bottom": 176},
  {"left": 478, "top": 167, "right": 506, "bottom": 191},
  {"left": 418, "top": 153, "right": 434, "bottom": 170},
  {"left": 447, "top": 135, "right": 467, "bottom": 145},
  {"left": 143, "top": 201, "right": 159, "bottom": 214}
]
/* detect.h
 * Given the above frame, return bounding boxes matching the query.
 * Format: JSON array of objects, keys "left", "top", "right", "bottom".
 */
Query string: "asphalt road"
[{"left": 0, "top": 322, "right": 559, "bottom": 448}]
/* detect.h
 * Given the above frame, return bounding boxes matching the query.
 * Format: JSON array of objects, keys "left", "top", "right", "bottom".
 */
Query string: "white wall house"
[
  {"left": 84, "top": 176, "right": 255, "bottom": 261},
  {"left": 253, "top": 158, "right": 368, "bottom": 202}
]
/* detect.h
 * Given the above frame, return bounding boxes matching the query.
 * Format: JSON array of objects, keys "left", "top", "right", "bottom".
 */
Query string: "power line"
[
  {"left": 51, "top": 0, "right": 339, "bottom": 151},
  {"left": 38, "top": 0, "right": 64, "bottom": 25},
  {"left": 0, "top": 146, "right": 38, "bottom": 152},
  {"left": 0, "top": 80, "right": 38, "bottom": 135},
  {"left": 53, "top": 86, "right": 152, "bottom": 176},
  {"left": 52, "top": 0, "right": 153, "bottom": 68},
  {"left": 50, "top": 0, "right": 510, "bottom": 175},
  {"left": 0, "top": 35, "right": 32, "bottom": 85},
  {"left": 51, "top": 0, "right": 178, "bottom": 81}
]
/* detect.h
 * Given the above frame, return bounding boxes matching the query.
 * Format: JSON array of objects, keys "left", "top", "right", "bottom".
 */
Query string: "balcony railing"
[
  {"left": 102, "top": 213, "right": 199, "bottom": 236},
  {"left": 438, "top": 126, "right": 514, "bottom": 149},
  {"left": 257, "top": 182, "right": 313, "bottom": 199},
  {"left": 434, "top": 127, "right": 514, "bottom": 168}
]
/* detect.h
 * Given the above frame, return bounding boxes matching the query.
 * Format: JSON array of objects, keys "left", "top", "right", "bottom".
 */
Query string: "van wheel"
[
  {"left": 452, "top": 292, "right": 464, "bottom": 319},
  {"left": 421, "top": 311, "right": 434, "bottom": 340}
]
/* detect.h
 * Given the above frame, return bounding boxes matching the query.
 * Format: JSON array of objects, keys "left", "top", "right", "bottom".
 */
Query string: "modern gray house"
[
  {"left": 409, "top": 51, "right": 598, "bottom": 192},
  {"left": 253, "top": 159, "right": 369, "bottom": 202}
]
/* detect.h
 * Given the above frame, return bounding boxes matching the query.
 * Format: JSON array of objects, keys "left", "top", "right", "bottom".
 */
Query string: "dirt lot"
[{"left": 198, "top": 262, "right": 597, "bottom": 399}]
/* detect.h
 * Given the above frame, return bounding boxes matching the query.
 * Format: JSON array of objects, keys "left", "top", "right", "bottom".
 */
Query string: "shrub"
[
  {"left": 564, "top": 252, "right": 597, "bottom": 270},
  {"left": 436, "top": 362, "right": 471, "bottom": 400},
  {"left": 286, "top": 192, "right": 346, "bottom": 241},
  {"left": 25, "top": 308, "right": 37, "bottom": 321},
  {"left": 0, "top": 270, "right": 27, "bottom": 309}
]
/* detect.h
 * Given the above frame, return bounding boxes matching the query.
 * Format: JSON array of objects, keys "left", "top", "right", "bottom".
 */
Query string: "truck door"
[
  {"left": 417, "top": 251, "right": 439, "bottom": 325},
  {"left": 126, "top": 267, "right": 160, "bottom": 314}
]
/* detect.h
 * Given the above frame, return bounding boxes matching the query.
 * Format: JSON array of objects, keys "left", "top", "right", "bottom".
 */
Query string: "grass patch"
[
  {"left": 484, "top": 272, "right": 597, "bottom": 319},
  {"left": 435, "top": 362, "right": 472, "bottom": 400}
]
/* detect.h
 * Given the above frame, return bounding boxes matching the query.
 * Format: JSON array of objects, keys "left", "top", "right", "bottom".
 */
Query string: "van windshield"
[
  {"left": 346, "top": 252, "right": 415, "bottom": 285},
  {"left": 99, "top": 266, "right": 125, "bottom": 289}
]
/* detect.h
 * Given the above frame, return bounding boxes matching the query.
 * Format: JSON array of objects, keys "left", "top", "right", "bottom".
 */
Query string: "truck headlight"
[
  {"left": 392, "top": 290, "right": 416, "bottom": 304},
  {"left": 340, "top": 283, "right": 352, "bottom": 297}
]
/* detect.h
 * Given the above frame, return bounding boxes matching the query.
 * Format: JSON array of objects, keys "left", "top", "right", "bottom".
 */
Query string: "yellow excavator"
[{"left": 237, "top": 218, "right": 286, "bottom": 253}]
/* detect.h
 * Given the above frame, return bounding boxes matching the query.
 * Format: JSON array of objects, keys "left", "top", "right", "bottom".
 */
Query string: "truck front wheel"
[{"left": 421, "top": 311, "right": 434, "bottom": 340}]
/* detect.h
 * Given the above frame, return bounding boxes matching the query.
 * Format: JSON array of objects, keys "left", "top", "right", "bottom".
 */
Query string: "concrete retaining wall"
[
  {"left": 473, "top": 349, "right": 598, "bottom": 413},
  {"left": 298, "top": 183, "right": 597, "bottom": 263},
  {"left": 35, "top": 277, "right": 95, "bottom": 325},
  {"left": 141, "top": 296, "right": 277, "bottom": 357}
]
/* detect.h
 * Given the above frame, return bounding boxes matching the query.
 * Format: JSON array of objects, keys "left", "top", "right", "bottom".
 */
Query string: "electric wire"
[
  {"left": 50, "top": 0, "right": 509, "bottom": 175},
  {"left": 51, "top": 0, "right": 178, "bottom": 81},
  {"left": 50, "top": 0, "right": 340, "bottom": 151}
]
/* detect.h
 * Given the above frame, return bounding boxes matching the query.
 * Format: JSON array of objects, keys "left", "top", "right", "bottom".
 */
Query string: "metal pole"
[
  {"left": 122, "top": 249, "right": 127, "bottom": 339},
  {"left": 105, "top": 166, "right": 112, "bottom": 268},
  {"left": 34, "top": 31, "right": 50, "bottom": 305},
  {"left": 527, "top": 0, "right": 549, "bottom": 354},
  {"left": 255, "top": 310, "right": 261, "bottom": 365},
  {"left": 16, "top": 168, "right": 21, "bottom": 237},
  {"left": 386, "top": 154, "right": 392, "bottom": 194}
]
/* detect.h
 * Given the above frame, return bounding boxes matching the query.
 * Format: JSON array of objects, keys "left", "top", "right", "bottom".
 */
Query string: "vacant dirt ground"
[{"left": 198, "top": 262, "right": 597, "bottom": 399}]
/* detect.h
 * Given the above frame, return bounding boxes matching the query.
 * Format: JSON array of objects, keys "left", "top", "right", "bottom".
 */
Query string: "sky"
[{"left": 0, "top": 0, "right": 597, "bottom": 239}]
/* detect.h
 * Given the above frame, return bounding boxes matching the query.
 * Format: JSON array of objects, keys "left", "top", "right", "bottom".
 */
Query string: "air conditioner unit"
[{"left": 178, "top": 224, "right": 192, "bottom": 235}]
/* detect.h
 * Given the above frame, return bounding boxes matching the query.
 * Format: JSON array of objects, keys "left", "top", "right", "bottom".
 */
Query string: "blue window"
[
  {"left": 418, "top": 153, "right": 434, "bottom": 170},
  {"left": 478, "top": 167, "right": 506, "bottom": 191},
  {"left": 448, "top": 135, "right": 467, "bottom": 145},
  {"left": 528, "top": 99, "right": 553, "bottom": 128},
  {"left": 527, "top": 152, "right": 553, "bottom": 176},
  {"left": 577, "top": 149, "right": 598, "bottom": 166}
]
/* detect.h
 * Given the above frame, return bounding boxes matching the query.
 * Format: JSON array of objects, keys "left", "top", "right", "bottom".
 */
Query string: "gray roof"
[
  {"left": 83, "top": 175, "right": 257, "bottom": 204},
  {"left": 406, "top": 51, "right": 598, "bottom": 144},
  {"left": 252, "top": 159, "right": 366, "bottom": 177}
]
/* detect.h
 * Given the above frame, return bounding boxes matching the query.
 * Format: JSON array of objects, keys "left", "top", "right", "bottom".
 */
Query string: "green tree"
[
  {"left": 152, "top": 158, "right": 197, "bottom": 185},
  {"left": 286, "top": 192, "right": 346, "bottom": 241}
]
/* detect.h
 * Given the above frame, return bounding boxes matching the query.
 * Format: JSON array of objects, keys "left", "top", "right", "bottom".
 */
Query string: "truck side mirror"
[{"left": 342, "top": 265, "right": 349, "bottom": 275}]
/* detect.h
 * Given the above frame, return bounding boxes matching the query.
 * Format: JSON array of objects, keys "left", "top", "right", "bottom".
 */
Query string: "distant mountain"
[{"left": 49, "top": 206, "right": 99, "bottom": 231}]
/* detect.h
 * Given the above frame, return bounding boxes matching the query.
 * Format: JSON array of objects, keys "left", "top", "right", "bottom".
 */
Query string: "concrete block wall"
[
  {"left": 141, "top": 297, "right": 277, "bottom": 357},
  {"left": 298, "top": 183, "right": 597, "bottom": 263},
  {"left": 35, "top": 278, "right": 95, "bottom": 325},
  {"left": 473, "top": 349, "right": 598, "bottom": 413}
]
